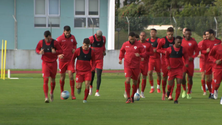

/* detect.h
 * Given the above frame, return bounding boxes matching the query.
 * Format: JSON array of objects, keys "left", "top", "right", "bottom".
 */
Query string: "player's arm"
[
  {"left": 165, "top": 47, "right": 171, "bottom": 69},
  {"left": 156, "top": 39, "right": 166, "bottom": 54},
  {"left": 91, "top": 50, "right": 96, "bottom": 71},
  {"left": 192, "top": 41, "right": 200, "bottom": 58},
  {"left": 138, "top": 45, "right": 146, "bottom": 58},
  {"left": 209, "top": 46, "right": 219, "bottom": 64},
  {"left": 73, "top": 36, "right": 77, "bottom": 53},
  {"left": 201, "top": 41, "right": 209, "bottom": 54},
  {"left": 147, "top": 44, "right": 154, "bottom": 56},
  {"left": 70, "top": 49, "right": 79, "bottom": 73},
  {"left": 53, "top": 41, "right": 63, "bottom": 55},
  {"left": 182, "top": 48, "right": 189, "bottom": 67},
  {"left": 103, "top": 36, "right": 106, "bottom": 56},
  {"left": 36, "top": 40, "right": 44, "bottom": 55},
  {"left": 119, "top": 43, "right": 126, "bottom": 64}
]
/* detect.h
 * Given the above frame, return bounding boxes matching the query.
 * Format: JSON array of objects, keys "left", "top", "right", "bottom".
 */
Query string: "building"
[{"left": 0, "top": 0, "right": 115, "bottom": 50}]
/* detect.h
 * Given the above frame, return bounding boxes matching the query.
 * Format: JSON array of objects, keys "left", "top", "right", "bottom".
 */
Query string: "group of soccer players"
[
  {"left": 120, "top": 27, "right": 222, "bottom": 104},
  {"left": 36, "top": 26, "right": 106, "bottom": 103}
]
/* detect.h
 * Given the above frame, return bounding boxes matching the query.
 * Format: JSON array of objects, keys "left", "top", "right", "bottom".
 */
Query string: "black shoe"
[
  {"left": 167, "top": 91, "right": 170, "bottom": 98},
  {"left": 77, "top": 88, "right": 81, "bottom": 94},
  {"left": 131, "top": 97, "right": 134, "bottom": 103},
  {"left": 174, "top": 100, "right": 178, "bottom": 104},
  {"left": 209, "top": 93, "right": 214, "bottom": 99}
]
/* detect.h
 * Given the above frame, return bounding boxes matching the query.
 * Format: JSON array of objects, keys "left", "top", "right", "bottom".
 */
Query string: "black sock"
[
  {"left": 96, "top": 69, "right": 103, "bottom": 91},
  {"left": 90, "top": 71, "right": 95, "bottom": 86}
]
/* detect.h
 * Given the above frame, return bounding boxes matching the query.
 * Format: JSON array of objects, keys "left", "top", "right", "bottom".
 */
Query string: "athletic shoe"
[
  {"left": 162, "top": 94, "right": 165, "bottom": 100},
  {"left": 95, "top": 92, "right": 100, "bottom": 96},
  {"left": 50, "top": 93, "right": 53, "bottom": 102},
  {"left": 220, "top": 97, "right": 222, "bottom": 105},
  {"left": 182, "top": 90, "right": 186, "bottom": 98},
  {"left": 174, "top": 100, "right": 178, "bottom": 104},
  {"left": 149, "top": 88, "right": 155, "bottom": 93},
  {"left": 140, "top": 92, "right": 145, "bottom": 98},
  {"left": 89, "top": 87, "right": 93, "bottom": 95},
  {"left": 187, "top": 94, "right": 192, "bottom": 99},
  {"left": 77, "top": 88, "right": 81, "bottom": 94},
  {"left": 72, "top": 96, "right": 76, "bottom": 100},
  {"left": 203, "top": 92, "right": 206, "bottom": 95},
  {"left": 45, "top": 98, "right": 49, "bottom": 103},
  {"left": 168, "top": 95, "right": 173, "bottom": 100},
  {"left": 209, "top": 93, "right": 214, "bottom": 99},
  {"left": 83, "top": 100, "right": 87, "bottom": 103},
  {"left": 214, "top": 90, "right": 218, "bottom": 100},
  {"left": 136, "top": 89, "right": 140, "bottom": 94},
  {"left": 126, "top": 98, "right": 131, "bottom": 104},
  {"left": 157, "top": 89, "right": 161, "bottom": 93}
]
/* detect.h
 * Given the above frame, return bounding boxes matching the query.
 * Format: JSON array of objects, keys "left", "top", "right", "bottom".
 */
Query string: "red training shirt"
[
  {"left": 140, "top": 40, "right": 153, "bottom": 64},
  {"left": 209, "top": 44, "right": 222, "bottom": 69},
  {"left": 89, "top": 34, "right": 106, "bottom": 60},
  {"left": 198, "top": 40, "right": 205, "bottom": 62},
  {"left": 147, "top": 38, "right": 161, "bottom": 59}
]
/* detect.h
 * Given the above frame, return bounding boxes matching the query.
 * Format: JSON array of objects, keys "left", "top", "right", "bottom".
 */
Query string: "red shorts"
[
  {"left": 168, "top": 68, "right": 183, "bottom": 81},
  {"left": 148, "top": 58, "right": 161, "bottom": 73},
  {"left": 42, "top": 61, "right": 57, "bottom": 78},
  {"left": 199, "top": 60, "right": 206, "bottom": 72},
  {"left": 59, "top": 61, "right": 73, "bottom": 73},
  {"left": 205, "top": 63, "right": 214, "bottom": 75},
  {"left": 76, "top": 71, "right": 92, "bottom": 83},
  {"left": 124, "top": 68, "right": 140, "bottom": 80},
  {"left": 91, "top": 59, "right": 103, "bottom": 70},
  {"left": 213, "top": 68, "right": 222, "bottom": 86},
  {"left": 183, "top": 62, "right": 194, "bottom": 76},
  {"left": 140, "top": 63, "right": 148, "bottom": 76}
]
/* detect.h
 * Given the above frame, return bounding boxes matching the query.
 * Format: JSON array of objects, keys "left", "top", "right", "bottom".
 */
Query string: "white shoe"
[
  {"left": 136, "top": 89, "right": 140, "bottom": 94},
  {"left": 140, "top": 92, "right": 145, "bottom": 98},
  {"left": 89, "top": 87, "right": 93, "bottom": 95},
  {"left": 50, "top": 93, "right": 53, "bottom": 102},
  {"left": 203, "top": 92, "right": 206, "bottom": 95},
  {"left": 45, "top": 98, "right": 49, "bottom": 103},
  {"left": 95, "top": 92, "right": 100, "bottom": 96},
  {"left": 83, "top": 100, "right": 87, "bottom": 103},
  {"left": 220, "top": 97, "right": 222, "bottom": 105},
  {"left": 214, "top": 90, "right": 218, "bottom": 99},
  {"left": 124, "top": 91, "right": 127, "bottom": 99}
]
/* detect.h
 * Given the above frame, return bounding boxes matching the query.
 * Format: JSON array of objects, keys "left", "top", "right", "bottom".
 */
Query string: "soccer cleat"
[
  {"left": 214, "top": 90, "right": 218, "bottom": 100},
  {"left": 89, "top": 87, "right": 93, "bottom": 95},
  {"left": 162, "top": 94, "right": 165, "bottom": 100},
  {"left": 72, "top": 96, "right": 76, "bottom": 100},
  {"left": 209, "top": 93, "right": 214, "bottom": 99},
  {"left": 149, "top": 88, "right": 155, "bottom": 93},
  {"left": 77, "top": 88, "right": 81, "bottom": 94},
  {"left": 131, "top": 97, "right": 134, "bottom": 103},
  {"left": 95, "top": 92, "right": 100, "bottom": 97},
  {"left": 140, "top": 92, "right": 145, "bottom": 98},
  {"left": 45, "top": 98, "right": 49, "bottom": 103},
  {"left": 220, "top": 97, "right": 222, "bottom": 105},
  {"left": 168, "top": 95, "right": 173, "bottom": 100},
  {"left": 83, "top": 100, "right": 87, "bottom": 103},
  {"left": 174, "top": 100, "right": 178, "bottom": 104},
  {"left": 157, "top": 89, "right": 161, "bottom": 93},
  {"left": 182, "top": 90, "right": 186, "bottom": 98},
  {"left": 50, "top": 93, "right": 53, "bottom": 102},
  {"left": 126, "top": 98, "right": 131, "bottom": 104},
  {"left": 187, "top": 94, "right": 192, "bottom": 99},
  {"left": 203, "top": 92, "right": 206, "bottom": 95}
]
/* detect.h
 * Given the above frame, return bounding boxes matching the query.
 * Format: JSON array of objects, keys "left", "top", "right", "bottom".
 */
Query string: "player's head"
[
  {"left": 96, "top": 30, "right": 102, "bottom": 39},
  {"left": 150, "top": 28, "right": 157, "bottom": 38},
  {"left": 82, "top": 38, "right": 90, "bottom": 50},
  {"left": 44, "top": 30, "right": 51, "bottom": 42},
  {"left": 203, "top": 32, "right": 206, "bottom": 40},
  {"left": 183, "top": 28, "right": 187, "bottom": 36},
  {"left": 167, "top": 27, "right": 174, "bottom": 39},
  {"left": 139, "top": 31, "right": 146, "bottom": 41},
  {"left": 184, "top": 28, "right": 192, "bottom": 40},
  {"left": 135, "top": 34, "right": 139, "bottom": 40},
  {"left": 128, "top": 32, "right": 136, "bottom": 43},
  {"left": 205, "top": 29, "right": 215, "bottom": 40},
  {"left": 174, "top": 36, "right": 182, "bottom": 48},
  {"left": 64, "top": 26, "right": 71, "bottom": 38}
]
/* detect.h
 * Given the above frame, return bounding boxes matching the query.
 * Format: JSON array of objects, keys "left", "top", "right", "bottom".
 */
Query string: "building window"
[
  {"left": 74, "top": 0, "right": 99, "bottom": 28},
  {"left": 34, "top": 0, "right": 60, "bottom": 27}
]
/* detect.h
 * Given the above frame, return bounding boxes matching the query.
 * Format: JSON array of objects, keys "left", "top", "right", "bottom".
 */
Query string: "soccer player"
[
  {"left": 165, "top": 36, "right": 189, "bottom": 104},
  {"left": 89, "top": 30, "right": 106, "bottom": 96},
  {"left": 181, "top": 29, "right": 199, "bottom": 99},
  {"left": 147, "top": 28, "right": 162, "bottom": 93},
  {"left": 157, "top": 27, "right": 175, "bottom": 100},
  {"left": 36, "top": 30, "right": 63, "bottom": 103},
  {"left": 119, "top": 32, "right": 146, "bottom": 103},
  {"left": 71, "top": 38, "right": 95, "bottom": 103},
  {"left": 209, "top": 41, "right": 222, "bottom": 99},
  {"left": 137, "top": 31, "right": 153, "bottom": 98},
  {"left": 198, "top": 32, "right": 207, "bottom": 95},
  {"left": 201, "top": 29, "right": 221, "bottom": 98},
  {"left": 57, "top": 26, "right": 77, "bottom": 100},
  {"left": 182, "top": 28, "right": 187, "bottom": 38}
]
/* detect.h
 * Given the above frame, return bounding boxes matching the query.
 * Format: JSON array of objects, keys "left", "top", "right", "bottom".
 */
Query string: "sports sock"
[
  {"left": 70, "top": 80, "right": 75, "bottom": 96},
  {"left": 90, "top": 71, "right": 95, "bottom": 86},
  {"left": 43, "top": 78, "right": 49, "bottom": 98},
  {"left": 170, "top": 82, "right": 175, "bottom": 96},
  {"left": 175, "top": 84, "right": 181, "bottom": 101},
  {"left": 131, "top": 84, "right": 137, "bottom": 98},
  {"left": 182, "top": 83, "right": 186, "bottom": 91},
  {"left": 162, "top": 80, "right": 166, "bottom": 94},
  {"left": 50, "top": 82, "right": 55, "bottom": 94},
  {"left": 201, "top": 80, "right": 206, "bottom": 92},
  {"left": 83, "top": 89, "right": 89, "bottom": 100},
  {"left": 206, "top": 81, "right": 212, "bottom": 93},
  {"left": 60, "top": 80, "right": 64, "bottom": 93},
  {"left": 141, "top": 79, "right": 146, "bottom": 92},
  {"left": 137, "top": 79, "right": 140, "bottom": 89},
  {"left": 125, "top": 82, "right": 131, "bottom": 98},
  {"left": 150, "top": 80, "right": 154, "bottom": 88},
  {"left": 96, "top": 69, "right": 102, "bottom": 91},
  {"left": 187, "top": 83, "right": 192, "bottom": 94},
  {"left": 157, "top": 80, "right": 160, "bottom": 89}
]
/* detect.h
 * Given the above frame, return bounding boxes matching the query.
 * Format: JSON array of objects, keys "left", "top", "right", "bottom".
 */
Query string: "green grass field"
[{"left": 0, "top": 73, "right": 222, "bottom": 125}]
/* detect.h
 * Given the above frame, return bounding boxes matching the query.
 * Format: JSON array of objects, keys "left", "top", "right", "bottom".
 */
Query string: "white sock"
[
  {"left": 157, "top": 85, "right": 160, "bottom": 89},
  {"left": 151, "top": 86, "right": 154, "bottom": 89}
]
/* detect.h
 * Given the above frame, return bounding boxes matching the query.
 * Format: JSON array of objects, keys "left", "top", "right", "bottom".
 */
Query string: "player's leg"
[
  {"left": 140, "top": 75, "right": 147, "bottom": 98},
  {"left": 213, "top": 69, "right": 222, "bottom": 99},
  {"left": 137, "top": 73, "right": 141, "bottom": 93},
  {"left": 83, "top": 80, "right": 90, "bottom": 103},
  {"left": 95, "top": 59, "right": 103, "bottom": 96},
  {"left": 49, "top": 61, "right": 57, "bottom": 102},
  {"left": 162, "top": 66, "right": 168, "bottom": 97},
  {"left": 124, "top": 68, "right": 132, "bottom": 103},
  {"left": 42, "top": 62, "right": 50, "bottom": 103},
  {"left": 181, "top": 72, "right": 187, "bottom": 98},
  {"left": 148, "top": 61, "right": 155, "bottom": 93},
  {"left": 174, "top": 78, "right": 182, "bottom": 104},
  {"left": 201, "top": 72, "right": 207, "bottom": 95},
  {"left": 156, "top": 59, "right": 161, "bottom": 93},
  {"left": 89, "top": 60, "right": 96, "bottom": 95},
  {"left": 67, "top": 67, "right": 76, "bottom": 99},
  {"left": 205, "top": 63, "right": 213, "bottom": 98},
  {"left": 186, "top": 65, "right": 194, "bottom": 99},
  {"left": 76, "top": 73, "right": 84, "bottom": 94},
  {"left": 131, "top": 68, "right": 140, "bottom": 103},
  {"left": 59, "top": 62, "right": 67, "bottom": 96}
]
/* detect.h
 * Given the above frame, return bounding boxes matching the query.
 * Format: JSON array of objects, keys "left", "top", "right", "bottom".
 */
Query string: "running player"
[
  {"left": 119, "top": 32, "right": 146, "bottom": 103},
  {"left": 36, "top": 30, "right": 63, "bottom": 103},
  {"left": 147, "top": 28, "right": 162, "bottom": 93}
]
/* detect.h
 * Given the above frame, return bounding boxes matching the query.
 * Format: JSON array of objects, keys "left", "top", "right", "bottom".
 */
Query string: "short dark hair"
[
  {"left": 203, "top": 31, "right": 206, "bottom": 35},
  {"left": 206, "top": 29, "right": 215, "bottom": 35},
  {"left": 44, "top": 30, "right": 51, "bottom": 37},
  {"left": 64, "top": 25, "right": 71, "bottom": 31},
  {"left": 83, "top": 38, "right": 90, "bottom": 44},
  {"left": 167, "top": 27, "right": 174, "bottom": 32},
  {"left": 129, "top": 32, "right": 136, "bottom": 37},
  {"left": 175, "top": 36, "right": 182, "bottom": 40},
  {"left": 135, "top": 34, "right": 139, "bottom": 38},
  {"left": 185, "top": 28, "right": 191, "bottom": 32},
  {"left": 150, "top": 28, "right": 157, "bottom": 32}
]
